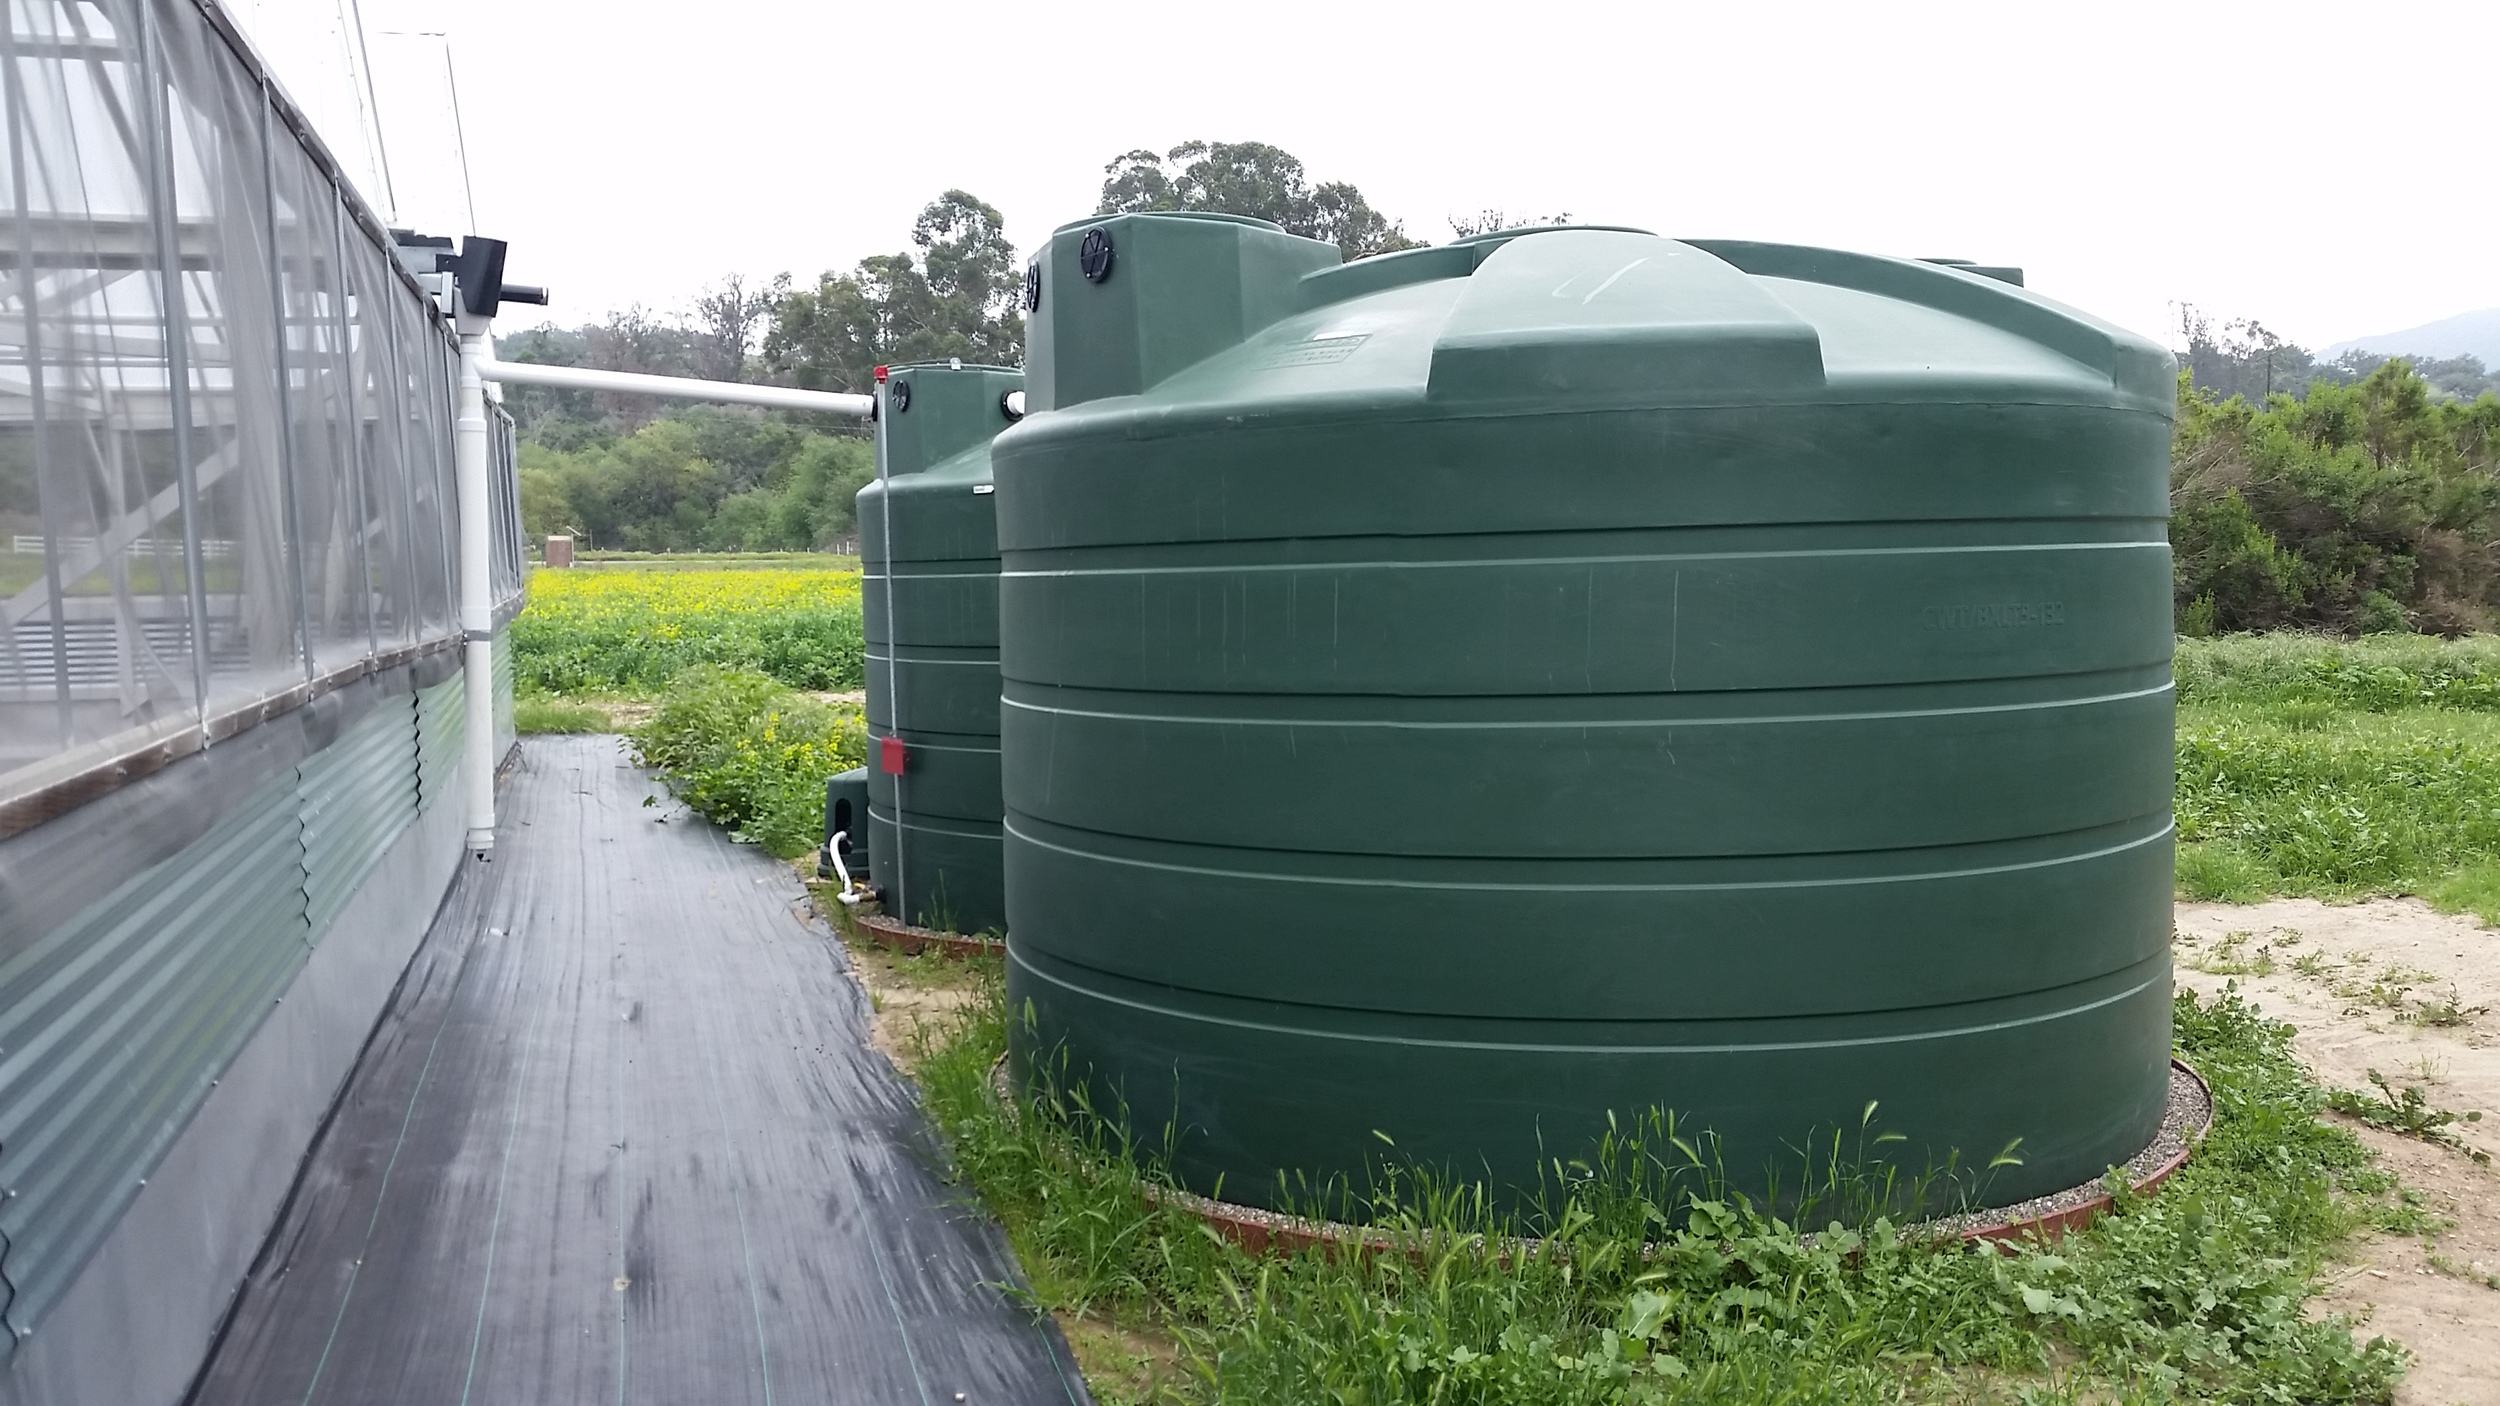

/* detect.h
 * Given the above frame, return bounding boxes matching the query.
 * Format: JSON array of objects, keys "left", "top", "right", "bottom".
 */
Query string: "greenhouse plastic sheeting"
[{"left": 0, "top": 0, "right": 519, "bottom": 820}]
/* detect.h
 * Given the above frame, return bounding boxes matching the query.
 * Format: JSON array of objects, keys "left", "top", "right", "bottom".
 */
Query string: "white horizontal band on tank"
[
  {"left": 472, "top": 358, "right": 875, "bottom": 417},
  {"left": 996, "top": 679, "right": 2175, "bottom": 730},
  {"left": 1005, "top": 943, "right": 2171, "bottom": 1055},
  {"left": 997, "top": 539, "right": 2167, "bottom": 579},
  {"left": 997, "top": 816, "right": 2176, "bottom": 893}
]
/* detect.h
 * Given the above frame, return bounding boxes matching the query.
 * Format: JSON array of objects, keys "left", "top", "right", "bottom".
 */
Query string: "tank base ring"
[
  {"left": 854, "top": 909, "right": 1004, "bottom": 961},
  {"left": 993, "top": 1059, "right": 2212, "bottom": 1256}
]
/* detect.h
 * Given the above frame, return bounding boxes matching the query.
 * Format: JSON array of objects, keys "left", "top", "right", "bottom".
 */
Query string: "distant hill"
[{"left": 2323, "top": 308, "right": 2500, "bottom": 365}]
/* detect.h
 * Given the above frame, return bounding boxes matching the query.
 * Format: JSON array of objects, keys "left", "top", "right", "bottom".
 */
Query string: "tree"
[
  {"left": 2177, "top": 307, "right": 2324, "bottom": 402},
  {"left": 691, "top": 274, "right": 772, "bottom": 382},
  {"left": 1448, "top": 210, "right": 1575, "bottom": 239},
  {"left": 759, "top": 190, "right": 1025, "bottom": 395},
  {"left": 495, "top": 324, "right": 603, "bottom": 450},
  {"left": 1095, "top": 141, "right": 1421, "bottom": 260}
]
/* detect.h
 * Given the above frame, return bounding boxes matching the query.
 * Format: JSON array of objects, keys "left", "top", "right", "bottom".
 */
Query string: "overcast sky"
[{"left": 230, "top": 0, "right": 2497, "bottom": 353}]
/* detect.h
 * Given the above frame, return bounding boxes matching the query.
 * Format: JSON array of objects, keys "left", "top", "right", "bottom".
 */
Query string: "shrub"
[
  {"left": 629, "top": 667, "right": 864, "bottom": 857},
  {"left": 2170, "top": 362, "right": 2500, "bottom": 635}
]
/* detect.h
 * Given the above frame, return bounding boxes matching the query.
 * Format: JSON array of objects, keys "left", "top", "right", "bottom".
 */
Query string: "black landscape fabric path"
[{"left": 190, "top": 735, "right": 1089, "bottom": 1406}]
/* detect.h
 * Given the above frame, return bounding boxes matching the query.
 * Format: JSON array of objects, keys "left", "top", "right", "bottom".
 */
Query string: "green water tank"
[
  {"left": 860, "top": 361, "right": 1022, "bottom": 934},
  {"left": 994, "top": 214, "right": 2178, "bottom": 1212}
]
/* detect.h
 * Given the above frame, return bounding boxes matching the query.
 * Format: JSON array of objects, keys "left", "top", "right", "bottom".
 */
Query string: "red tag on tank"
[{"left": 879, "top": 736, "right": 908, "bottom": 775}]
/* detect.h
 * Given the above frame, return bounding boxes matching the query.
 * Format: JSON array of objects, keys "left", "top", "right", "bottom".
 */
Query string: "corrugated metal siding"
[
  {"left": 492, "top": 634, "right": 515, "bottom": 758},
  {"left": 301, "top": 699, "right": 422, "bottom": 937},
  {"left": 416, "top": 674, "right": 465, "bottom": 813},
  {"left": 0, "top": 682, "right": 456, "bottom": 1349},
  {"left": 0, "top": 767, "right": 312, "bottom": 1334}
]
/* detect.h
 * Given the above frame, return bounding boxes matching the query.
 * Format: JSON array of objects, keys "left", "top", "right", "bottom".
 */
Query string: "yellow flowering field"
[{"left": 511, "top": 566, "right": 864, "bottom": 694}]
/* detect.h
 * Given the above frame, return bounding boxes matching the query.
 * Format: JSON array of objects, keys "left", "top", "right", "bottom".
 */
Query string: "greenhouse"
[
  {"left": 0, "top": 0, "right": 526, "bottom": 1395},
  {"left": 0, "top": 5, "right": 1077, "bottom": 1404}
]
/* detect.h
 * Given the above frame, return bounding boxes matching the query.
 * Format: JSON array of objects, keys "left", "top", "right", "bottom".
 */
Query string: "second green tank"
[{"left": 860, "top": 362, "right": 1021, "bottom": 934}]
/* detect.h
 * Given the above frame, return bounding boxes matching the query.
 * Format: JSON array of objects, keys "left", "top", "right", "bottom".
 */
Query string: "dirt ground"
[
  {"left": 2176, "top": 897, "right": 2500, "bottom": 1406},
  {"left": 803, "top": 882, "right": 984, "bottom": 1075}
]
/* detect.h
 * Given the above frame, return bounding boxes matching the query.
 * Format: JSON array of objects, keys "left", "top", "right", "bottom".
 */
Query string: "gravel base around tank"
[
  {"left": 1922, "top": 1060, "right": 2213, "bottom": 1243},
  {"left": 991, "top": 1060, "right": 2215, "bottom": 1254}
]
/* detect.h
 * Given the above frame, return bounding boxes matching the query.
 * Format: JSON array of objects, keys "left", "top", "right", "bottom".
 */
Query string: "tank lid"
[{"left": 1426, "top": 230, "right": 1825, "bottom": 408}]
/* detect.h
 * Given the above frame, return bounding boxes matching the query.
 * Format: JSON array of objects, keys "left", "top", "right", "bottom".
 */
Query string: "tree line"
[
  {"left": 511, "top": 145, "right": 2500, "bottom": 639},
  {"left": 510, "top": 142, "right": 1434, "bottom": 553}
]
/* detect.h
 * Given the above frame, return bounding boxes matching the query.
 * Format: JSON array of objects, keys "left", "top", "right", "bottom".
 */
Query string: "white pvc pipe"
[
  {"left": 454, "top": 317, "right": 497, "bottom": 857},
  {"left": 474, "top": 357, "right": 874, "bottom": 417}
]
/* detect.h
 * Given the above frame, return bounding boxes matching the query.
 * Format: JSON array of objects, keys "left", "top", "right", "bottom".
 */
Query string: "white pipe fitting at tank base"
[
  {"left": 826, "top": 831, "right": 864, "bottom": 905},
  {"left": 454, "top": 312, "right": 497, "bottom": 859},
  {"left": 472, "top": 358, "right": 875, "bottom": 418}
]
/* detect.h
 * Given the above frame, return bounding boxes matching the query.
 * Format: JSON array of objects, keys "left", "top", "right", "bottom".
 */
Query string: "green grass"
[
  {"left": 2173, "top": 634, "right": 2500, "bottom": 920},
  {"left": 513, "top": 696, "right": 612, "bottom": 734},
  {"left": 906, "top": 975, "right": 2419, "bottom": 1405}
]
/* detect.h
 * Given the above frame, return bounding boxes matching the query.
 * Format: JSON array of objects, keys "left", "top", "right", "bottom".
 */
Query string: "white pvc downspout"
[
  {"left": 446, "top": 305, "right": 873, "bottom": 858},
  {"left": 452, "top": 304, "right": 497, "bottom": 856}
]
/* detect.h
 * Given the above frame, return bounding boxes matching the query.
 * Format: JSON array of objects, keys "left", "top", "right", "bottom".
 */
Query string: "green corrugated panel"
[
  {"left": 416, "top": 673, "right": 465, "bottom": 812},
  {"left": 0, "top": 767, "right": 312, "bottom": 1335},
  {"left": 301, "top": 697, "right": 422, "bottom": 936},
  {"left": 492, "top": 633, "right": 515, "bottom": 756},
  {"left": 859, "top": 362, "right": 1022, "bottom": 935}
]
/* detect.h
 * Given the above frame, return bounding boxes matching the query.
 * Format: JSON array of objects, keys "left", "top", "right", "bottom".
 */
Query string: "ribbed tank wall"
[
  {"left": 858, "top": 364, "right": 1022, "bottom": 934},
  {"left": 995, "top": 218, "right": 2178, "bottom": 1212}
]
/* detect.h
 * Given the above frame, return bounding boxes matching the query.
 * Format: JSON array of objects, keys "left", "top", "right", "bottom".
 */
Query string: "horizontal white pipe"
[{"left": 473, "top": 357, "right": 874, "bottom": 417}]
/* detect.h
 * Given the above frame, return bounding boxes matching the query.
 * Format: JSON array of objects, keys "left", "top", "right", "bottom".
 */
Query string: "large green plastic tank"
[
  {"left": 994, "top": 214, "right": 2178, "bottom": 1212},
  {"left": 859, "top": 361, "right": 1022, "bottom": 934}
]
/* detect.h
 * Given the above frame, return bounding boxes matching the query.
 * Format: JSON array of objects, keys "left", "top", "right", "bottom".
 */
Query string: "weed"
[
  {"left": 2325, "top": 1071, "right": 2491, "bottom": 1164},
  {"left": 2292, "top": 951, "right": 2332, "bottom": 978},
  {"left": 2401, "top": 1054, "right": 2449, "bottom": 1086},
  {"left": 2183, "top": 930, "right": 2277, "bottom": 977},
  {"left": 629, "top": 667, "right": 864, "bottom": 857},
  {"left": 2405, "top": 987, "right": 2487, "bottom": 1029},
  {"left": 2425, "top": 1251, "right": 2500, "bottom": 1291}
]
